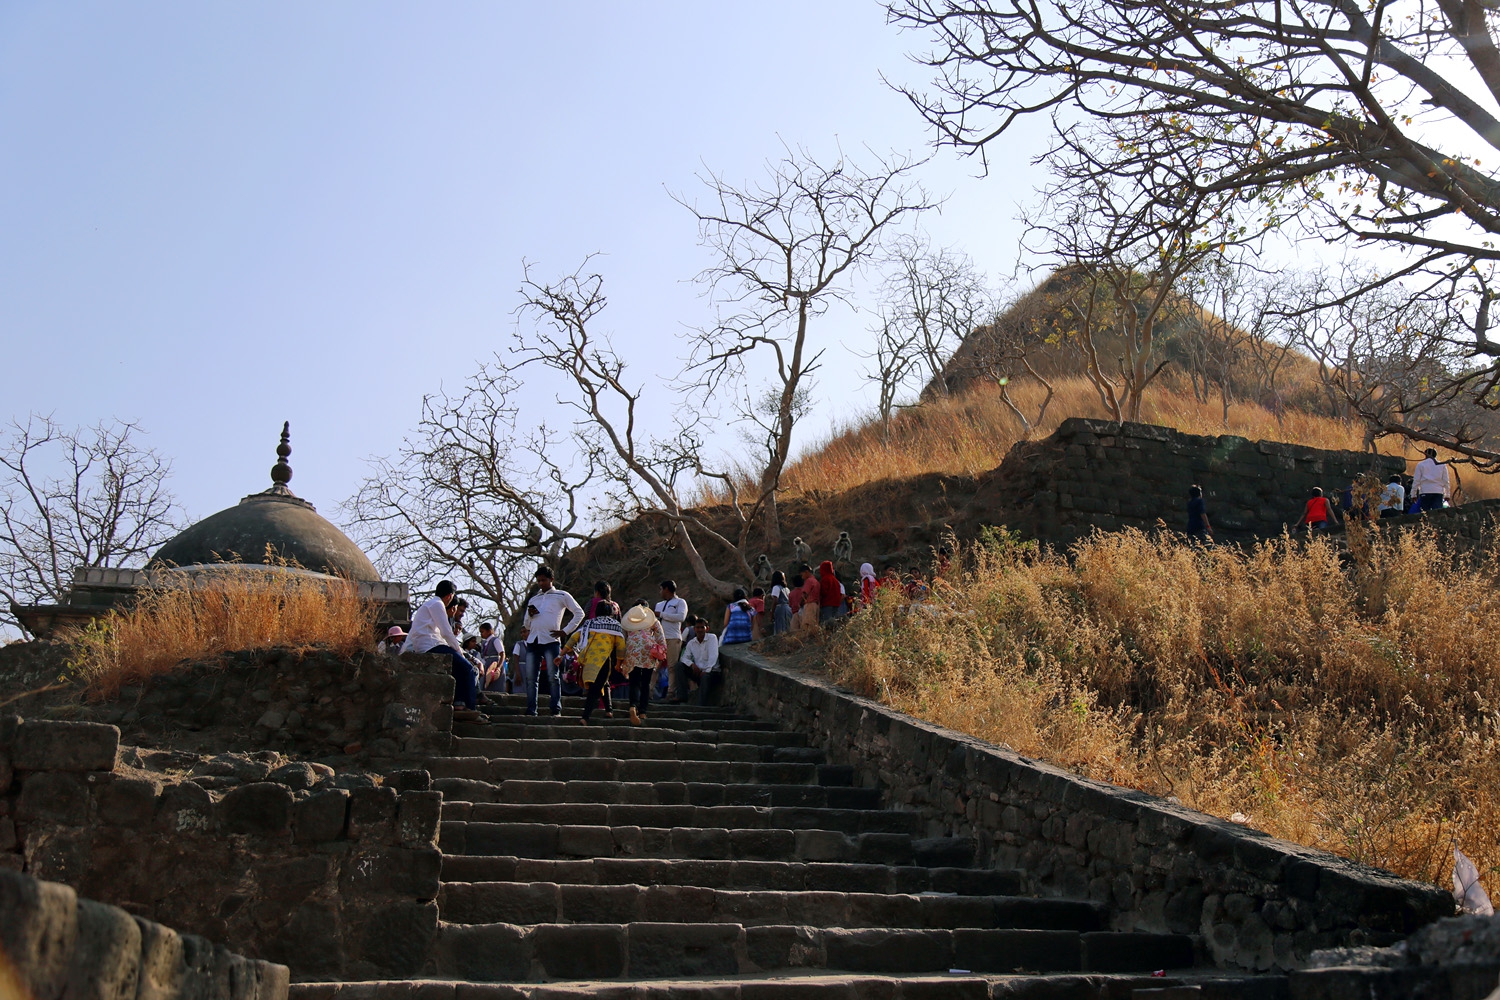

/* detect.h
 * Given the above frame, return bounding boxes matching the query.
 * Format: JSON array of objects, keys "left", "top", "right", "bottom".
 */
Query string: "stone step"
[
  {"left": 440, "top": 821, "right": 976, "bottom": 866},
  {"left": 449, "top": 735, "right": 825, "bottom": 764},
  {"left": 429, "top": 754, "right": 856, "bottom": 787},
  {"left": 440, "top": 801, "right": 924, "bottom": 836},
  {"left": 431, "top": 777, "right": 885, "bottom": 810},
  {"left": 437, "top": 881, "right": 1107, "bottom": 931},
  {"left": 458, "top": 722, "right": 809, "bottom": 747},
  {"left": 437, "top": 856, "right": 1014, "bottom": 895},
  {"left": 290, "top": 972, "right": 1277, "bottom": 1000},
  {"left": 477, "top": 691, "right": 753, "bottom": 712},
  {"left": 423, "top": 921, "right": 1198, "bottom": 981},
  {"left": 466, "top": 713, "right": 784, "bottom": 732}
]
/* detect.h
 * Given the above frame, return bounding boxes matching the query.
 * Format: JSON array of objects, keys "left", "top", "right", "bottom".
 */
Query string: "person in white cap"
[{"left": 620, "top": 602, "right": 667, "bottom": 726}]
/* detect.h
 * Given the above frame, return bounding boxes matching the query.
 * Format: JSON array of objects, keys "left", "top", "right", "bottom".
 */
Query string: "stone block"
[
  {"left": 824, "top": 928, "right": 950, "bottom": 973},
  {"left": 745, "top": 924, "right": 823, "bottom": 971},
  {"left": 433, "top": 922, "right": 531, "bottom": 982},
  {"left": 0, "top": 867, "right": 78, "bottom": 1000},
  {"left": 559, "top": 884, "right": 640, "bottom": 923},
  {"left": 396, "top": 791, "right": 442, "bottom": 847},
  {"left": 348, "top": 786, "right": 400, "bottom": 841},
  {"left": 341, "top": 847, "right": 442, "bottom": 899},
  {"left": 626, "top": 922, "right": 741, "bottom": 978},
  {"left": 11, "top": 721, "right": 119, "bottom": 773},
  {"left": 953, "top": 928, "right": 1079, "bottom": 974},
  {"left": 293, "top": 789, "right": 349, "bottom": 843},
  {"left": 441, "top": 881, "right": 557, "bottom": 925},
  {"left": 639, "top": 884, "right": 716, "bottom": 923},
  {"left": 94, "top": 777, "right": 160, "bottom": 827},
  {"left": 557, "top": 824, "right": 614, "bottom": 858},
  {"left": 64, "top": 898, "right": 141, "bottom": 1000},
  {"left": 532, "top": 923, "right": 626, "bottom": 979},
  {"left": 133, "top": 919, "right": 184, "bottom": 1000},
  {"left": 359, "top": 900, "right": 437, "bottom": 978},
  {"left": 1080, "top": 931, "right": 1195, "bottom": 972},
  {"left": 17, "top": 772, "right": 91, "bottom": 826},
  {"left": 218, "top": 782, "right": 294, "bottom": 836}
]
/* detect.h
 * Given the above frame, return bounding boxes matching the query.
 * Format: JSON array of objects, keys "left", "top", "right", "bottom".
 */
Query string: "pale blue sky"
[{"left": 0, "top": 2, "right": 1048, "bottom": 525}]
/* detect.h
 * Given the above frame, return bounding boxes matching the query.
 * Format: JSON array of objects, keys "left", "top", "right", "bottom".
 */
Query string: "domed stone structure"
[
  {"left": 148, "top": 423, "right": 379, "bottom": 580},
  {"left": 11, "top": 424, "right": 409, "bottom": 637}
]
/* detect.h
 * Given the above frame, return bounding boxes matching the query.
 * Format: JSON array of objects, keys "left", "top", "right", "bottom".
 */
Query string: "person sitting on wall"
[
  {"left": 380, "top": 626, "right": 406, "bottom": 656},
  {"left": 400, "top": 580, "right": 480, "bottom": 719},
  {"left": 1379, "top": 475, "right": 1406, "bottom": 519}
]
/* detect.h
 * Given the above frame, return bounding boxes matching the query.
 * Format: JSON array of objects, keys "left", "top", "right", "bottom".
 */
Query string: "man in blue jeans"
[
  {"left": 521, "top": 565, "right": 584, "bottom": 716},
  {"left": 400, "top": 580, "right": 479, "bottom": 717}
]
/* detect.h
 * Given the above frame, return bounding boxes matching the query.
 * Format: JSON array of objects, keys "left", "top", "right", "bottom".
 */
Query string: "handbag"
[{"left": 648, "top": 641, "right": 669, "bottom": 663}]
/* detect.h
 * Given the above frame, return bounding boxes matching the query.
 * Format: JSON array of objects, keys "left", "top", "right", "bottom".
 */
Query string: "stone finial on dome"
[{"left": 270, "top": 422, "right": 293, "bottom": 491}]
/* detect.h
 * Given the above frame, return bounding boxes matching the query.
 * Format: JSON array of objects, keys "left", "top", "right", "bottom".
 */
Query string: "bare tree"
[
  {"left": 860, "top": 312, "right": 925, "bottom": 442},
  {"left": 891, "top": 0, "right": 1500, "bottom": 454},
  {"left": 511, "top": 263, "right": 748, "bottom": 599},
  {"left": 961, "top": 292, "right": 1058, "bottom": 435},
  {"left": 882, "top": 234, "right": 992, "bottom": 394},
  {"left": 1178, "top": 263, "right": 1267, "bottom": 427},
  {"left": 1023, "top": 124, "right": 1266, "bottom": 421},
  {"left": 0, "top": 416, "right": 182, "bottom": 638},
  {"left": 345, "top": 365, "right": 596, "bottom": 625},
  {"left": 681, "top": 147, "right": 933, "bottom": 546}
]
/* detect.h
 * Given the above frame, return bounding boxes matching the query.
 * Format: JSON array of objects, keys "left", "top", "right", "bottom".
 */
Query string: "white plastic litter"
[{"left": 1453, "top": 847, "right": 1494, "bottom": 916}]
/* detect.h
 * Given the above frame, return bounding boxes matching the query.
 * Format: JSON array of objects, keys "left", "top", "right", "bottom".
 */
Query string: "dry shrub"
[
  {"left": 757, "top": 377, "right": 1500, "bottom": 502},
  {"left": 74, "top": 569, "right": 378, "bottom": 698},
  {"left": 831, "top": 526, "right": 1500, "bottom": 884}
]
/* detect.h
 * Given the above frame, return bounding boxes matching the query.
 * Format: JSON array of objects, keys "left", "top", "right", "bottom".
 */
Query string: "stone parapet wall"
[
  {"left": 0, "top": 866, "right": 288, "bottom": 1000},
  {"left": 1013, "top": 418, "right": 1404, "bottom": 543},
  {"left": 0, "top": 712, "right": 447, "bottom": 982},
  {"left": 720, "top": 649, "right": 1452, "bottom": 973},
  {"left": 82, "top": 648, "right": 454, "bottom": 761}
]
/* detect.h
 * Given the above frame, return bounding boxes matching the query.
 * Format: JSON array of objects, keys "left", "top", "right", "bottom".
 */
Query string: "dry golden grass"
[
  {"left": 831, "top": 526, "right": 1500, "bottom": 885},
  {"left": 73, "top": 569, "right": 378, "bottom": 699},
  {"left": 775, "top": 377, "right": 1500, "bottom": 502}
]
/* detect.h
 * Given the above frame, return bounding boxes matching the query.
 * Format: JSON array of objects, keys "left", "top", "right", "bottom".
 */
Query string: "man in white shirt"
[
  {"left": 1411, "top": 449, "right": 1450, "bottom": 512},
  {"left": 400, "top": 580, "right": 478, "bottom": 714},
  {"left": 522, "top": 565, "right": 584, "bottom": 716},
  {"left": 654, "top": 579, "right": 689, "bottom": 700},
  {"left": 674, "top": 617, "right": 721, "bottom": 706},
  {"left": 1378, "top": 475, "right": 1406, "bottom": 518}
]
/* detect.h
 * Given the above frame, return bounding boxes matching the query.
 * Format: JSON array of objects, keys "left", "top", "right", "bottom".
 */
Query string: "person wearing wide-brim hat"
[{"left": 620, "top": 603, "right": 668, "bottom": 726}]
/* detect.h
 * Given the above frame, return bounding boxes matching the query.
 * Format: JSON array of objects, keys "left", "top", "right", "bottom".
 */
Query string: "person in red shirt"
[
  {"left": 1293, "top": 487, "right": 1337, "bottom": 534},
  {"left": 817, "top": 560, "right": 845, "bottom": 623},
  {"left": 748, "top": 587, "right": 766, "bottom": 639}
]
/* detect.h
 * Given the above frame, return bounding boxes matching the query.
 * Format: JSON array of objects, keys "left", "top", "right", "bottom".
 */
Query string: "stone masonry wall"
[
  {"left": 0, "top": 703, "right": 448, "bottom": 981},
  {"left": 77, "top": 647, "right": 454, "bottom": 762},
  {"left": 0, "top": 866, "right": 288, "bottom": 1000},
  {"left": 1009, "top": 418, "right": 1405, "bottom": 543},
  {"left": 721, "top": 649, "right": 1452, "bottom": 974}
]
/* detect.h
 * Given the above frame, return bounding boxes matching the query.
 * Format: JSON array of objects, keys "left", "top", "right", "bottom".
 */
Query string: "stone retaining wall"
[
  {"left": 720, "top": 649, "right": 1452, "bottom": 973},
  {"left": 0, "top": 703, "right": 449, "bottom": 981},
  {"left": 79, "top": 647, "right": 454, "bottom": 761},
  {"left": 1007, "top": 418, "right": 1404, "bottom": 543},
  {"left": 0, "top": 866, "right": 288, "bottom": 1000}
]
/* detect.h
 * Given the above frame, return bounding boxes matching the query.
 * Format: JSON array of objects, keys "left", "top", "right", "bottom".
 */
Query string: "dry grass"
[
  {"left": 72, "top": 569, "right": 378, "bottom": 698},
  {"left": 773, "top": 377, "right": 1500, "bottom": 501},
  {"left": 831, "top": 526, "right": 1500, "bottom": 886}
]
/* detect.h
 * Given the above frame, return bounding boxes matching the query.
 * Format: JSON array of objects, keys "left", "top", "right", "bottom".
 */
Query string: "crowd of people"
[
  {"left": 1186, "top": 447, "right": 1458, "bottom": 541},
  {"left": 384, "top": 551, "right": 940, "bottom": 720}
]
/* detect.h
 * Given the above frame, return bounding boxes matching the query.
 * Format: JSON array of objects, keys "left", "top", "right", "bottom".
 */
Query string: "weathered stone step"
[
  {"left": 468, "top": 713, "right": 784, "bottom": 732},
  {"left": 424, "top": 921, "right": 1198, "bottom": 981},
  {"left": 290, "top": 972, "right": 1254, "bottom": 1000},
  {"left": 437, "top": 880, "right": 1106, "bottom": 931},
  {"left": 450, "top": 735, "right": 825, "bottom": 764},
  {"left": 431, "top": 777, "right": 884, "bottom": 810},
  {"left": 439, "top": 855, "right": 1019, "bottom": 896},
  {"left": 441, "top": 801, "right": 923, "bottom": 836},
  {"left": 440, "top": 821, "right": 975, "bottom": 866},
  {"left": 430, "top": 754, "right": 856, "bottom": 787},
  {"left": 474, "top": 695, "right": 756, "bottom": 719},
  {"left": 458, "top": 722, "right": 808, "bottom": 746}
]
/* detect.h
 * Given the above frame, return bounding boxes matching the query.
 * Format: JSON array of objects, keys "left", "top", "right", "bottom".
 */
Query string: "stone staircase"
[{"left": 291, "top": 694, "right": 1290, "bottom": 999}]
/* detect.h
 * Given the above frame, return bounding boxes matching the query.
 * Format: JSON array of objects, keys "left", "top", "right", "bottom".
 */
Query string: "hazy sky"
[{"left": 0, "top": 2, "right": 1049, "bottom": 527}]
